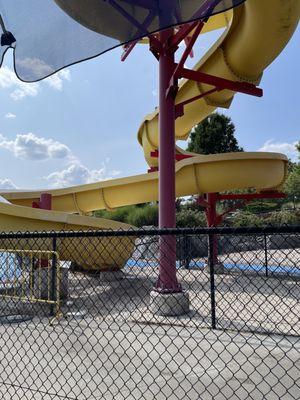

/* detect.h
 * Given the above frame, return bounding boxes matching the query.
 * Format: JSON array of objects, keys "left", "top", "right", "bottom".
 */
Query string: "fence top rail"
[{"left": 0, "top": 225, "right": 298, "bottom": 240}]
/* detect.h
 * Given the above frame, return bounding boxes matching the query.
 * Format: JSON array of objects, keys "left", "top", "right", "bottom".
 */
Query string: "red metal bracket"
[
  {"left": 178, "top": 67, "right": 263, "bottom": 97},
  {"left": 174, "top": 22, "right": 204, "bottom": 79},
  {"left": 183, "top": 36, "right": 194, "bottom": 58},
  {"left": 169, "top": 21, "right": 200, "bottom": 49},
  {"left": 204, "top": 191, "right": 286, "bottom": 225},
  {"left": 172, "top": 67, "right": 262, "bottom": 117},
  {"left": 150, "top": 150, "right": 194, "bottom": 162},
  {"left": 175, "top": 87, "right": 219, "bottom": 119},
  {"left": 166, "top": 21, "right": 204, "bottom": 99},
  {"left": 121, "top": 41, "right": 138, "bottom": 61},
  {"left": 148, "top": 166, "right": 159, "bottom": 173},
  {"left": 149, "top": 34, "right": 163, "bottom": 59},
  {"left": 197, "top": 196, "right": 209, "bottom": 208},
  {"left": 120, "top": 5, "right": 158, "bottom": 61}
]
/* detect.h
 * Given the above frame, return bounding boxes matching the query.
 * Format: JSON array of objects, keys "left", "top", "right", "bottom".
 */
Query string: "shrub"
[
  {"left": 176, "top": 209, "right": 206, "bottom": 228},
  {"left": 94, "top": 205, "right": 136, "bottom": 223},
  {"left": 127, "top": 204, "right": 158, "bottom": 227},
  {"left": 264, "top": 210, "right": 300, "bottom": 226},
  {"left": 232, "top": 212, "right": 264, "bottom": 227},
  {"left": 244, "top": 201, "right": 281, "bottom": 213},
  {"left": 232, "top": 210, "right": 300, "bottom": 227}
]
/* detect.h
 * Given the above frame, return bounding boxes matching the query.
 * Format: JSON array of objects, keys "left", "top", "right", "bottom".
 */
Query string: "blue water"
[
  {"left": 0, "top": 253, "right": 22, "bottom": 283},
  {"left": 125, "top": 259, "right": 300, "bottom": 276}
]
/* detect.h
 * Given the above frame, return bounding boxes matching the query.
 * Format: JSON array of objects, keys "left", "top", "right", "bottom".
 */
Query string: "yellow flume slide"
[
  {"left": 138, "top": 0, "right": 300, "bottom": 166},
  {"left": 0, "top": 0, "right": 299, "bottom": 270},
  {"left": 0, "top": 152, "right": 288, "bottom": 269},
  {"left": 2, "top": 152, "right": 287, "bottom": 213}
]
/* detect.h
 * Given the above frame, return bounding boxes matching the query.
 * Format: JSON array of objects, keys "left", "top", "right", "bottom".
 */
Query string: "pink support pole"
[
  {"left": 156, "top": 28, "right": 180, "bottom": 292},
  {"left": 206, "top": 193, "right": 219, "bottom": 265},
  {"left": 38, "top": 193, "right": 52, "bottom": 268},
  {"left": 39, "top": 193, "right": 52, "bottom": 211}
]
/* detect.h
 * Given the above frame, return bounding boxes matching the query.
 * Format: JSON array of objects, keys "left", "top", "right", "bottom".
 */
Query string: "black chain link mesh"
[{"left": 0, "top": 226, "right": 299, "bottom": 399}]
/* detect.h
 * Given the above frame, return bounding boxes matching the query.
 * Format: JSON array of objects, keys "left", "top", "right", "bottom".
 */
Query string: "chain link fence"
[{"left": 0, "top": 226, "right": 299, "bottom": 399}]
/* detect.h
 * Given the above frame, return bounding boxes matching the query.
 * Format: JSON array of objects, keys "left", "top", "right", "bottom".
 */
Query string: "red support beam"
[
  {"left": 178, "top": 67, "right": 263, "bottom": 97},
  {"left": 173, "top": 21, "right": 204, "bottom": 82},
  {"left": 200, "top": 190, "right": 286, "bottom": 266},
  {"left": 121, "top": 41, "right": 138, "bottom": 61},
  {"left": 150, "top": 150, "right": 193, "bottom": 162},
  {"left": 183, "top": 36, "right": 194, "bottom": 58},
  {"left": 197, "top": 196, "right": 209, "bottom": 208},
  {"left": 169, "top": 21, "right": 199, "bottom": 48},
  {"left": 175, "top": 87, "right": 219, "bottom": 117}
]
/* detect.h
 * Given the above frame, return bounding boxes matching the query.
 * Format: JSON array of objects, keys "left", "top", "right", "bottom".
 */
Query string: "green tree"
[
  {"left": 285, "top": 165, "right": 300, "bottom": 202},
  {"left": 187, "top": 112, "right": 243, "bottom": 154},
  {"left": 284, "top": 142, "right": 300, "bottom": 207}
]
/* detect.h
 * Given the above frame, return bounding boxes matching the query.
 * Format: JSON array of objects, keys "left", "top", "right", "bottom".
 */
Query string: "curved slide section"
[
  {"left": 138, "top": 0, "right": 300, "bottom": 166},
  {"left": 0, "top": 152, "right": 287, "bottom": 270},
  {"left": 1, "top": 152, "right": 287, "bottom": 213}
]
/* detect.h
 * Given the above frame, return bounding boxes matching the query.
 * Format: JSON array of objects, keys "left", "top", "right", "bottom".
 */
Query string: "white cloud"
[
  {"left": 258, "top": 140, "right": 298, "bottom": 161},
  {"left": 16, "top": 57, "right": 54, "bottom": 80},
  {"left": 45, "top": 69, "right": 71, "bottom": 90},
  {"left": 4, "top": 112, "right": 16, "bottom": 119},
  {"left": 46, "top": 161, "right": 120, "bottom": 188},
  {"left": 0, "top": 131, "right": 120, "bottom": 189},
  {"left": 0, "top": 178, "right": 18, "bottom": 190},
  {"left": 0, "top": 66, "right": 71, "bottom": 100},
  {"left": 0, "top": 66, "right": 40, "bottom": 100},
  {"left": 0, "top": 132, "right": 71, "bottom": 161}
]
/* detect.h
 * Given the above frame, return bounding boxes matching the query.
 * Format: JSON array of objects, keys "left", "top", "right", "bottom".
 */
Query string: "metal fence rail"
[
  {"left": 0, "top": 249, "right": 60, "bottom": 311},
  {"left": 0, "top": 226, "right": 299, "bottom": 399}
]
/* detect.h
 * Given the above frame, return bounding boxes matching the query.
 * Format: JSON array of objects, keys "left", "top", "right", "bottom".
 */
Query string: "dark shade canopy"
[{"left": 0, "top": 0, "right": 245, "bottom": 82}]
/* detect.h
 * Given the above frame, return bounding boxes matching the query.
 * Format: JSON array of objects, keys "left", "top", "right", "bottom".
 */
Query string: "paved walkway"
[
  {"left": 0, "top": 317, "right": 299, "bottom": 399},
  {"left": 0, "top": 257, "right": 299, "bottom": 399}
]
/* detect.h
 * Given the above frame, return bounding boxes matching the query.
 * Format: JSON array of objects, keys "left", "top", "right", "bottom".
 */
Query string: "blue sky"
[{"left": 0, "top": 24, "right": 299, "bottom": 190}]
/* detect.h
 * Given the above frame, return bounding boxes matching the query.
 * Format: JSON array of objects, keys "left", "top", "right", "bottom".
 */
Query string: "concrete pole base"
[
  {"left": 204, "top": 262, "right": 225, "bottom": 275},
  {"left": 149, "top": 290, "right": 190, "bottom": 316}
]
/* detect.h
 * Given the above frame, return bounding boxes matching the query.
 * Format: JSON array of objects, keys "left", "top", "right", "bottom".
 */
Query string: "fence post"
[
  {"left": 208, "top": 233, "right": 216, "bottom": 329},
  {"left": 264, "top": 233, "right": 268, "bottom": 277},
  {"left": 50, "top": 237, "right": 57, "bottom": 317},
  {"left": 184, "top": 235, "right": 191, "bottom": 269}
]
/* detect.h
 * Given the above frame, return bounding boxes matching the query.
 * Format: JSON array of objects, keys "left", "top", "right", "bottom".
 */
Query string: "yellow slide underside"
[{"left": 0, "top": 0, "right": 298, "bottom": 270}]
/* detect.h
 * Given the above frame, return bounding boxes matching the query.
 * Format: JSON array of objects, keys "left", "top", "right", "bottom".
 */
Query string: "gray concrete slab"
[
  {"left": 0, "top": 318, "right": 299, "bottom": 399},
  {"left": 0, "top": 258, "right": 299, "bottom": 399}
]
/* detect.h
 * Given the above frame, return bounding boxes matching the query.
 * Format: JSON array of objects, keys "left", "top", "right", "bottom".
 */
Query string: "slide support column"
[
  {"left": 156, "top": 29, "right": 180, "bottom": 293},
  {"left": 150, "top": 28, "right": 190, "bottom": 316}
]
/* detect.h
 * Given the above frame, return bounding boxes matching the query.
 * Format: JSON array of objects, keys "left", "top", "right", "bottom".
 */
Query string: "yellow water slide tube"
[
  {"left": 2, "top": 152, "right": 288, "bottom": 214},
  {"left": 0, "top": 0, "right": 298, "bottom": 270},
  {"left": 138, "top": 0, "right": 300, "bottom": 166},
  {"left": 0, "top": 152, "right": 288, "bottom": 270}
]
